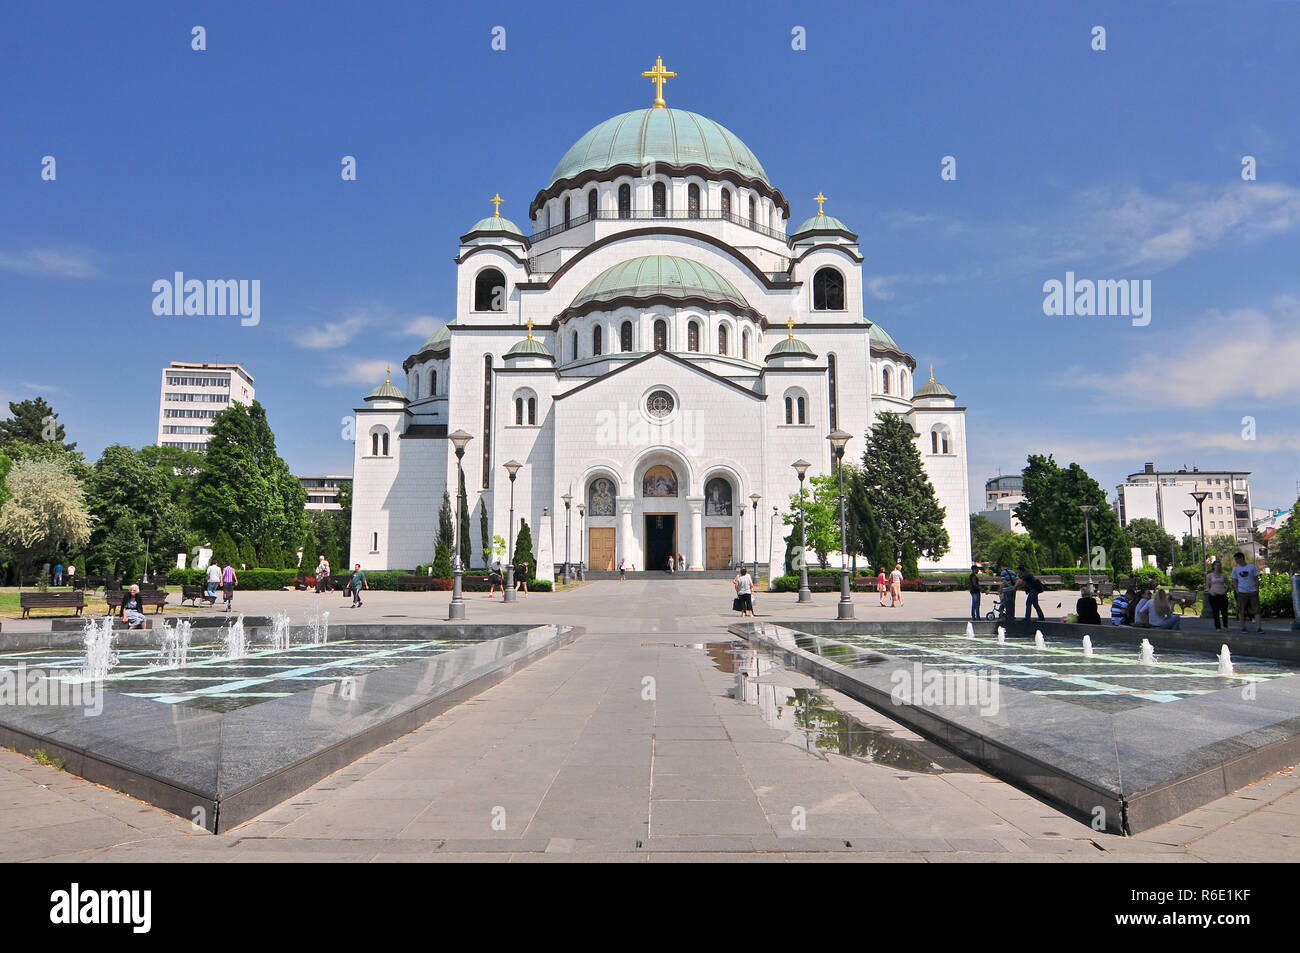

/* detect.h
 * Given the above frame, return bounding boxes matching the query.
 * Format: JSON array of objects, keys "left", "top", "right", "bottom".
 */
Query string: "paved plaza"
[{"left": 2, "top": 582, "right": 1298, "bottom": 862}]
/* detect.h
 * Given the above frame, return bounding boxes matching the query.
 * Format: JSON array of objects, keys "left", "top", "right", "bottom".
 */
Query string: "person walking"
[
  {"left": 889, "top": 563, "right": 904, "bottom": 607},
  {"left": 733, "top": 566, "right": 755, "bottom": 617},
  {"left": 1230, "top": 551, "right": 1263, "bottom": 633},
  {"left": 618, "top": 558, "right": 627, "bottom": 582},
  {"left": 221, "top": 561, "right": 238, "bottom": 611},
  {"left": 968, "top": 564, "right": 982, "bottom": 620},
  {"left": 488, "top": 562, "right": 503, "bottom": 598},
  {"left": 515, "top": 559, "right": 530, "bottom": 596},
  {"left": 1205, "top": 558, "right": 1231, "bottom": 631},
  {"left": 348, "top": 563, "right": 368, "bottom": 607},
  {"left": 66, "top": 563, "right": 75, "bottom": 589},
  {"left": 666, "top": 554, "right": 674, "bottom": 575},
  {"left": 877, "top": 568, "right": 888, "bottom": 606},
  {"left": 205, "top": 561, "right": 222, "bottom": 599},
  {"left": 54, "top": 562, "right": 64, "bottom": 587},
  {"left": 315, "top": 555, "right": 330, "bottom": 594},
  {"left": 1020, "top": 565, "right": 1045, "bottom": 621}
]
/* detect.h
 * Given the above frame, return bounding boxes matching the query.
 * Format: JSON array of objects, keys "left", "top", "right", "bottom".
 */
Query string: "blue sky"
[{"left": 3, "top": 1, "right": 1298, "bottom": 512}]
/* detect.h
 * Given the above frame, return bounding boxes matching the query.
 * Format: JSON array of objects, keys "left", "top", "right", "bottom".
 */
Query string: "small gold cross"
[
  {"left": 490, "top": 193, "right": 504, "bottom": 217},
  {"left": 814, "top": 192, "right": 827, "bottom": 215}
]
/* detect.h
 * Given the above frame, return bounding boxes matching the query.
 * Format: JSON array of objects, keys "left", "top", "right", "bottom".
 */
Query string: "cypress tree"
[
  {"left": 512, "top": 518, "right": 536, "bottom": 575},
  {"left": 901, "top": 540, "right": 919, "bottom": 579}
]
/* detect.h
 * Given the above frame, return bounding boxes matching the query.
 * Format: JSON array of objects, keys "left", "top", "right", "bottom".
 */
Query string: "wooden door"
[
  {"left": 588, "top": 528, "right": 616, "bottom": 571},
  {"left": 705, "top": 527, "right": 732, "bottom": 570}
]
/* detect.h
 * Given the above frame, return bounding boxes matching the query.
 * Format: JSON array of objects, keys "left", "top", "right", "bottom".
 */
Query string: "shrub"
[{"left": 1170, "top": 566, "right": 1204, "bottom": 590}]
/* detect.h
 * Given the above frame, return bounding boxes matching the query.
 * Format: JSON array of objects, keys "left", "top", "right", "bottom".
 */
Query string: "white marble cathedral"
[{"left": 350, "top": 59, "right": 971, "bottom": 577}]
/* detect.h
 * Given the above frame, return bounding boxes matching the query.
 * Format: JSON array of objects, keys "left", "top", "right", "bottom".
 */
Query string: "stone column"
[
  {"left": 687, "top": 497, "right": 704, "bottom": 570},
  {"left": 535, "top": 510, "right": 555, "bottom": 583},
  {"left": 620, "top": 499, "right": 636, "bottom": 569}
]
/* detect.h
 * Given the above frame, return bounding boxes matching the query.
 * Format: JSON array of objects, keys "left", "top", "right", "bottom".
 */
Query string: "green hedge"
[{"left": 165, "top": 566, "right": 555, "bottom": 593}]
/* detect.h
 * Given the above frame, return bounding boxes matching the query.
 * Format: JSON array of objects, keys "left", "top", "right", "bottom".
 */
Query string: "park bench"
[
  {"left": 105, "top": 587, "right": 169, "bottom": 614},
  {"left": 180, "top": 584, "right": 217, "bottom": 607},
  {"left": 1168, "top": 588, "right": 1199, "bottom": 614},
  {"left": 1035, "top": 575, "right": 1062, "bottom": 589},
  {"left": 20, "top": 592, "right": 87, "bottom": 618},
  {"left": 920, "top": 575, "right": 963, "bottom": 591},
  {"left": 395, "top": 574, "right": 436, "bottom": 591}
]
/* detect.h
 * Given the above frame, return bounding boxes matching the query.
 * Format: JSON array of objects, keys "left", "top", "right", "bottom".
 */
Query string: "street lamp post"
[
  {"left": 561, "top": 492, "right": 572, "bottom": 584},
  {"left": 1191, "top": 488, "right": 1211, "bottom": 618},
  {"left": 448, "top": 430, "right": 473, "bottom": 620},
  {"left": 1183, "top": 509, "right": 1196, "bottom": 566},
  {"left": 828, "top": 430, "right": 854, "bottom": 620},
  {"left": 793, "top": 459, "right": 813, "bottom": 604},
  {"left": 143, "top": 529, "right": 153, "bottom": 584},
  {"left": 1078, "top": 505, "right": 1094, "bottom": 591},
  {"left": 750, "top": 493, "right": 761, "bottom": 579},
  {"left": 503, "top": 460, "right": 521, "bottom": 603},
  {"left": 576, "top": 503, "right": 585, "bottom": 579}
]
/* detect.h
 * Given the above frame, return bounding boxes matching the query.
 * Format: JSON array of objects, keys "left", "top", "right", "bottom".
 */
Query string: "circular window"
[{"left": 646, "top": 390, "right": 675, "bottom": 419}]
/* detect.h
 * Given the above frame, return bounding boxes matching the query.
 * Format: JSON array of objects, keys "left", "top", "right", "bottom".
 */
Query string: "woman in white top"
[
  {"left": 1148, "top": 589, "right": 1182, "bottom": 630},
  {"left": 1133, "top": 591, "right": 1154, "bottom": 626}
]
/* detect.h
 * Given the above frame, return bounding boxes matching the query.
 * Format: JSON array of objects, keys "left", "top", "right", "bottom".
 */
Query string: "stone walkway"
[{"left": 2, "top": 582, "right": 1297, "bottom": 861}]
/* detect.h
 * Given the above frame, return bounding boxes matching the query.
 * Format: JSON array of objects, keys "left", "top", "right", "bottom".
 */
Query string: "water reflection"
[{"left": 721, "top": 642, "right": 942, "bottom": 774}]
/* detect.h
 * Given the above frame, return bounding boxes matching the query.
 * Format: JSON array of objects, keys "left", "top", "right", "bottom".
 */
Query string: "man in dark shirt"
[
  {"left": 1019, "top": 566, "right": 1046, "bottom": 621},
  {"left": 968, "top": 564, "right": 982, "bottom": 620}
]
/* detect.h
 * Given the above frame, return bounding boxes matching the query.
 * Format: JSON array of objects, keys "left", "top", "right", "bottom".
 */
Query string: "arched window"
[
  {"left": 718, "top": 326, "right": 728, "bottom": 356},
  {"left": 410, "top": 375, "right": 419, "bottom": 400},
  {"left": 687, "top": 183, "right": 701, "bottom": 219},
  {"left": 900, "top": 370, "right": 909, "bottom": 398},
  {"left": 620, "top": 320, "right": 633, "bottom": 352},
  {"left": 514, "top": 389, "right": 538, "bottom": 426},
  {"left": 370, "top": 427, "right": 390, "bottom": 456},
  {"left": 748, "top": 194, "right": 756, "bottom": 223},
  {"left": 741, "top": 330, "right": 749, "bottom": 360},
  {"left": 474, "top": 268, "right": 506, "bottom": 312},
  {"left": 931, "top": 425, "right": 952, "bottom": 454},
  {"left": 429, "top": 368, "right": 437, "bottom": 396},
  {"left": 592, "top": 325, "right": 602, "bottom": 356},
  {"left": 618, "top": 184, "right": 631, "bottom": 219},
  {"left": 826, "top": 353, "right": 838, "bottom": 429},
  {"left": 883, "top": 366, "right": 892, "bottom": 395},
  {"left": 563, "top": 197, "right": 571, "bottom": 228},
  {"left": 653, "top": 319, "right": 667, "bottom": 351},
  {"left": 687, "top": 321, "right": 700, "bottom": 352},
  {"left": 704, "top": 477, "right": 733, "bottom": 516},
  {"left": 572, "top": 331, "right": 579, "bottom": 361},
  {"left": 372, "top": 532, "right": 378, "bottom": 552},
  {"left": 812, "top": 267, "right": 844, "bottom": 310},
  {"left": 653, "top": 182, "right": 666, "bottom": 217},
  {"left": 721, "top": 188, "right": 732, "bottom": 217},
  {"left": 783, "top": 388, "right": 808, "bottom": 425},
  {"left": 587, "top": 188, "right": 598, "bottom": 219}
]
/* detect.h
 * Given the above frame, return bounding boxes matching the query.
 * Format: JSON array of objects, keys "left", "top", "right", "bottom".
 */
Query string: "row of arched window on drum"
[
  {"left": 473, "top": 266, "right": 845, "bottom": 314},
  {"left": 410, "top": 369, "right": 437, "bottom": 401},
  {"left": 569, "top": 320, "right": 752, "bottom": 360},
  {"left": 545, "top": 184, "right": 770, "bottom": 229}
]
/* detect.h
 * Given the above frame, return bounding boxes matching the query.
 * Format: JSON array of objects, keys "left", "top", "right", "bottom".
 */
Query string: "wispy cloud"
[
  {"left": 19, "top": 381, "right": 62, "bottom": 392},
  {"left": 297, "top": 311, "right": 372, "bottom": 349},
  {"left": 863, "top": 270, "right": 983, "bottom": 301},
  {"left": 402, "top": 315, "right": 446, "bottom": 338},
  {"left": 1074, "top": 296, "right": 1300, "bottom": 409},
  {"left": 337, "top": 359, "right": 397, "bottom": 386},
  {"left": 0, "top": 249, "right": 97, "bottom": 279}
]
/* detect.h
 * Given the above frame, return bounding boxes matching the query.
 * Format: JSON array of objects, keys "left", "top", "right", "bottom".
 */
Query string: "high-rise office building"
[{"left": 156, "top": 361, "right": 255, "bottom": 450}]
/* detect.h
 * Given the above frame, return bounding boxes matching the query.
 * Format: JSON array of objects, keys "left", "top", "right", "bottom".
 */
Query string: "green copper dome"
[
  {"left": 464, "top": 216, "right": 527, "bottom": 240},
  {"left": 419, "top": 323, "right": 452, "bottom": 353},
  {"left": 365, "top": 379, "right": 406, "bottom": 401},
  {"left": 549, "top": 109, "right": 769, "bottom": 188},
  {"left": 571, "top": 255, "right": 748, "bottom": 312},
  {"left": 765, "top": 336, "right": 816, "bottom": 360},
  {"left": 504, "top": 337, "right": 554, "bottom": 360},
  {"left": 868, "top": 321, "right": 903, "bottom": 353},
  {"left": 914, "top": 377, "right": 955, "bottom": 399},
  {"left": 792, "top": 213, "right": 852, "bottom": 236}
]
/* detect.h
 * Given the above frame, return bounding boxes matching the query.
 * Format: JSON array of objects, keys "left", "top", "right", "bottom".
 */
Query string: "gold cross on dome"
[
  {"left": 814, "top": 192, "right": 827, "bottom": 215},
  {"left": 526, "top": 318, "right": 534, "bottom": 341},
  {"left": 490, "top": 193, "right": 504, "bottom": 217},
  {"left": 385, "top": 365, "right": 391, "bottom": 384},
  {"left": 641, "top": 56, "right": 676, "bottom": 109},
  {"left": 786, "top": 316, "right": 795, "bottom": 340},
  {"left": 930, "top": 363, "right": 935, "bottom": 383}
]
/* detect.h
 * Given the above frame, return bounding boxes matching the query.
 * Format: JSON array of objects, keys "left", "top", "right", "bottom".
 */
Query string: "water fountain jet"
[{"left": 1218, "top": 645, "right": 1234, "bottom": 676}]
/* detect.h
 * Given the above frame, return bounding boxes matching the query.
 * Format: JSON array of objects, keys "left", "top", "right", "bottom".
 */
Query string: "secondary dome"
[
  {"left": 504, "top": 337, "right": 554, "bottom": 360},
  {"left": 549, "top": 109, "right": 769, "bottom": 188},
  {"left": 569, "top": 255, "right": 749, "bottom": 313},
  {"left": 868, "top": 321, "right": 902, "bottom": 352},
  {"left": 464, "top": 215, "right": 527, "bottom": 240}
]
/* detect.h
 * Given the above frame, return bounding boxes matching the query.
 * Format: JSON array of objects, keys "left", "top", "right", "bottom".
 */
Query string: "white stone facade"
[{"left": 348, "top": 91, "right": 972, "bottom": 575}]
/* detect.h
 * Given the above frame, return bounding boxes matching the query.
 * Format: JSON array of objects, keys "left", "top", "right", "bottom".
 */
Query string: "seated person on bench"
[
  {"left": 1076, "top": 586, "right": 1102, "bottom": 625},
  {"left": 121, "top": 584, "right": 147, "bottom": 630},
  {"left": 1148, "top": 589, "right": 1182, "bottom": 630}
]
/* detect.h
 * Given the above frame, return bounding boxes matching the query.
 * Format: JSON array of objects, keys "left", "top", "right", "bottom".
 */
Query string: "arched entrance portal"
[{"left": 642, "top": 464, "right": 679, "bottom": 571}]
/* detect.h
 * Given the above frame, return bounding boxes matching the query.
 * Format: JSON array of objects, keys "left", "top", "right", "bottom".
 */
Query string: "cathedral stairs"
[{"left": 581, "top": 569, "right": 760, "bottom": 581}]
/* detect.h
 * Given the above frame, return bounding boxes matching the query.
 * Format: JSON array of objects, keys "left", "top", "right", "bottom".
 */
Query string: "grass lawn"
[{"left": 0, "top": 587, "right": 205, "bottom": 620}]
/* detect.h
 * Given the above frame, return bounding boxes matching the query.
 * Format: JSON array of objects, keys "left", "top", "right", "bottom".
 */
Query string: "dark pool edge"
[{"left": 732, "top": 621, "right": 1300, "bottom": 836}]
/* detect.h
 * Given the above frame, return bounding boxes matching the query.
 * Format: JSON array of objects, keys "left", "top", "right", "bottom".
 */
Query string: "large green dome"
[
  {"left": 570, "top": 255, "right": 748, "bottom": 312},
  {"left": 549, "top": 109, "right": 769, "bottom": 188}
]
